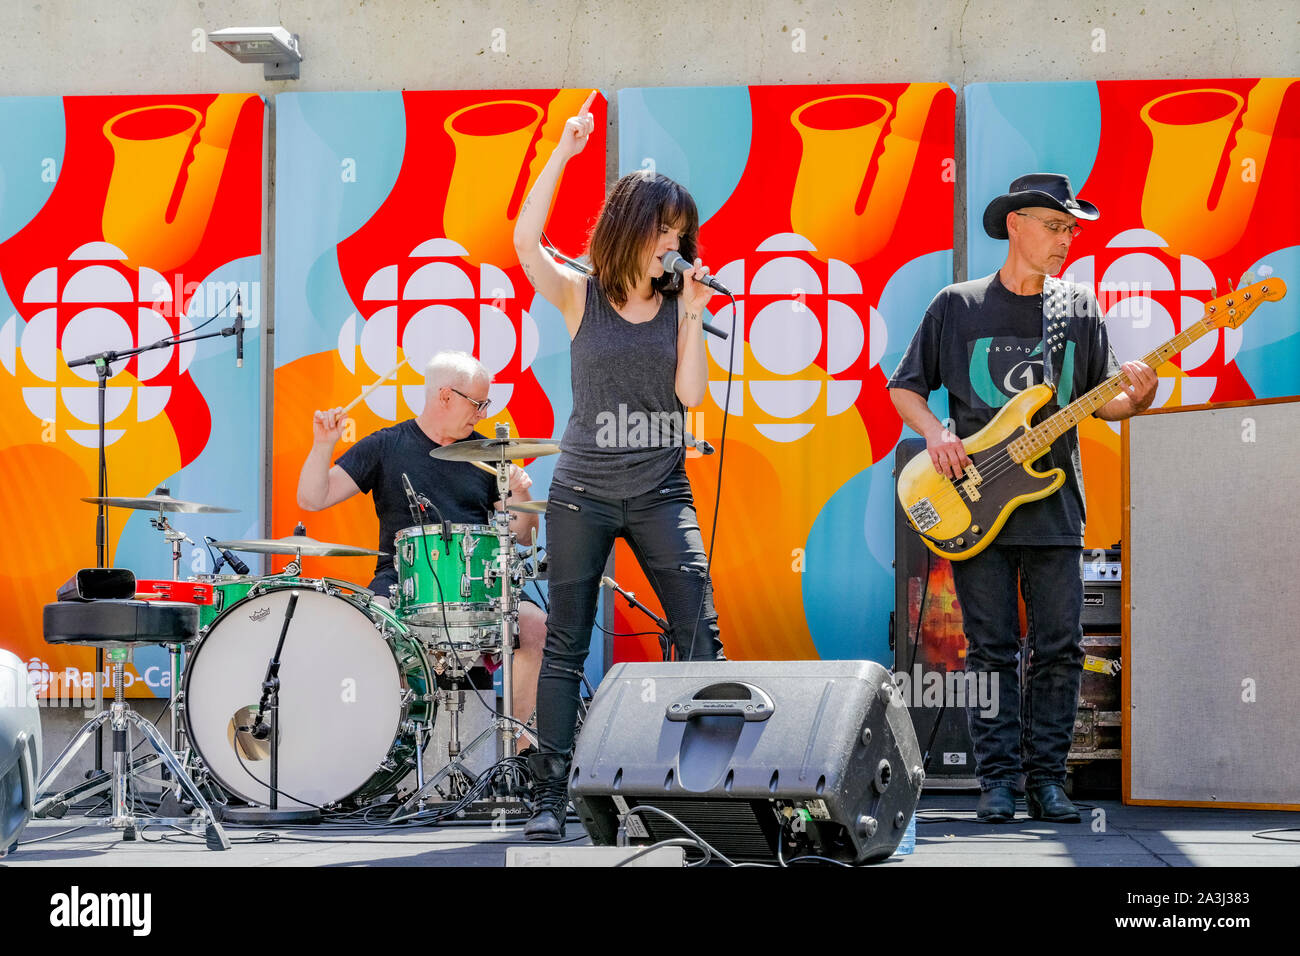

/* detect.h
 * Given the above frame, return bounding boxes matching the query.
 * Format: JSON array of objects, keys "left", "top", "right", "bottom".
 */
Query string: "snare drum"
[
  {"left": 393, "top": 524, "right": 504, "bottom": 626},
  {"left": 183, "top": 579, "right": 432, "bottom": 809},
  {"left": 190, "top": 574, "right": 259, "bottom": 629}
]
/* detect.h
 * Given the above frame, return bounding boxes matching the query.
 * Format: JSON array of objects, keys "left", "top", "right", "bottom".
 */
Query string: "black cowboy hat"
[{"left": 982, "top": 173, "right": 1100, "bottom": 240}]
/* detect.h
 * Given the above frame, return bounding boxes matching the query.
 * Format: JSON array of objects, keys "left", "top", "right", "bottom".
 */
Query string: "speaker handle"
[{"left": 665, "top": 682, "right": 775, "bottom": 722}]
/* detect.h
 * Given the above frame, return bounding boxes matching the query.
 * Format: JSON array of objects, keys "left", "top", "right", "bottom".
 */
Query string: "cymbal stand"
[
  {"left": 486, "top": 421, "right": 543, "bottom": 760},
  {"left": 388, "top": 425, "right": 541, "bottom": 820},
  {"left": 151, "top": 501, "right": 195, "bottom": 758}
]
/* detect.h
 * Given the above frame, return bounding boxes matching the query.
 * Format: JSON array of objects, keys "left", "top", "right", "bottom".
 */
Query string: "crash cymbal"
[
  {"left": 506, "top": 500, "right": 547, "bottom": 515},
  {"left": 82, "top": 491, "right": 238, "bottom": 514},
  {"left": 429, "top": 438, "right": 559, "bottom": 462},
  {"left": 209, "top": 535, "right": 387, "bottom": 558}
]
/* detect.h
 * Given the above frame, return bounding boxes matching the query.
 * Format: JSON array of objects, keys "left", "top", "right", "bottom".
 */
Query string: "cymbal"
[
  {"left": 209, "top": 535, "right": 387, "bottom": 558},
  {"left": 430, "top": 438, "right": 559, "bottom": 463},
  {"left": 82, "top": 493, "right": 238, "bottom": 514},
  {"left": 506, "top": 500, "right": 547, "bottom": 515}
]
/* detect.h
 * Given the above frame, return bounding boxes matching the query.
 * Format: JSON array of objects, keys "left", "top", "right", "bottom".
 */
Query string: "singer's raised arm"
[{"left": 512, "top": 90, "right": 598, "bottom": 337}]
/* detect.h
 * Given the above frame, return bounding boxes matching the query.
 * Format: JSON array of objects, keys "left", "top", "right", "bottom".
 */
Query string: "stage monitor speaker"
[
  {"left": 1124, "top": 396, "right": 1300, "bottom": 809},
  {"left": 0, "top": 648, "right": 41, "bottom": 856},
  {"left": 570, "top": 660, "right": 923, "bottom": 864}
]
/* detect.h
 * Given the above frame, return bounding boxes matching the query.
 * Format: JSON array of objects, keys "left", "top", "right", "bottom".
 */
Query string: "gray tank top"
[{"left": 551, "top": 277, "right": 687, "bottom": 499}]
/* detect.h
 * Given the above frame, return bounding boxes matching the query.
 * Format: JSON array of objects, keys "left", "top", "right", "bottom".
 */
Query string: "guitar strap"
[{"left": 1041, "top": 276, "right": 1072, "bottom": 395}]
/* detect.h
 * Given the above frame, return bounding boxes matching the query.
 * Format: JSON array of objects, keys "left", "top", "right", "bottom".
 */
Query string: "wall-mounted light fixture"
[{"left": 209, "top": 27, "right": 302, "bottom": 81}]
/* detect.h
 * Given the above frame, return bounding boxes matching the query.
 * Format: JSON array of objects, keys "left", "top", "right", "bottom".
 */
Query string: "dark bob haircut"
[{"left": 587, "top": 172, "right": 699, "bottom": 309}]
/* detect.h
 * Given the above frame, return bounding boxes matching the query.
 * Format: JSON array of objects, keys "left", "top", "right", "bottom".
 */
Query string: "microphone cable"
[{"left": 684, "top": 288, "right": 737, "bottom": 662}]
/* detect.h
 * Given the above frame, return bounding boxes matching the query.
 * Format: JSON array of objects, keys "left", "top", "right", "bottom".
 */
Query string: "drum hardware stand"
[
  {"left": 152, "top": 504, "right": 196, "bottom": 761},
  {"left": 221, "top": 590, "right": 321, "bottom": 824},
  {"left": 28, "top": 647, "right": 231, "bottom": 850},
  {"left": 67, "top": 296, "right": 244, "bottom": 774}
]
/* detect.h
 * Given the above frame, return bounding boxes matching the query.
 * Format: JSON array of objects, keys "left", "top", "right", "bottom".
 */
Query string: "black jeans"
[
  {"left": 949, "top": 545, "right": 1084, "bottom": 790},
  {"left": 535, "top": 469, "right": 724, "bottom": 755}
]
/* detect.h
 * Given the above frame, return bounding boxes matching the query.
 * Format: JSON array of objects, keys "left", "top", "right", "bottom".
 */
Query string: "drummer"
[{"left": 296, "top": 349, "right": 546, "bottom": 724}]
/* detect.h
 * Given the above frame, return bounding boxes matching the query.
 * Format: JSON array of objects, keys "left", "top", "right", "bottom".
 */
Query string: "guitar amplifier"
[
  {"left": 894, "top": 439, "right": 978, "bottom": 786},
  {"left": 570, "top": 661, "right": 923, "bottom": 864},
  {"left": 1080, "top": 549, "right": 1121, "bottom": 633}
]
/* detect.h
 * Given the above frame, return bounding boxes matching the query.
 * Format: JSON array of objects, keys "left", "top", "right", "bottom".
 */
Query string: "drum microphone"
[
  {"left": 401, "top": 472, "right": 422, "bottom": 524},
  {"left": 206, "top": 536, "right": 250, "bottom": 575},
  {"left": 684, "top": 432, "right": 715, "bottom": 455},
  {"left": 601, "top": 575, "right": 669, "bottom": 631},
  {"left": 402, "top": 473, "right": 453, "bottom": 547}
]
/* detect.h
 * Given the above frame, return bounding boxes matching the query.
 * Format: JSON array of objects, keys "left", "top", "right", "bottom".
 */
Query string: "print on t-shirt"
[{"left": 967, "top": 336, "right": 1078, "bottom": 410}]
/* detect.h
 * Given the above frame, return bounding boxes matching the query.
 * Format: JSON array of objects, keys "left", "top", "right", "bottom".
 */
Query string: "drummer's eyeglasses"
[{"left": 449, "top": 386, "right": 492, "bottom": 415}]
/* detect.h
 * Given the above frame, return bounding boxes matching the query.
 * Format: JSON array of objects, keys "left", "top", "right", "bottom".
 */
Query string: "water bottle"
[{"left": 894, "top": 811, "right": 917, "bottom": 856}]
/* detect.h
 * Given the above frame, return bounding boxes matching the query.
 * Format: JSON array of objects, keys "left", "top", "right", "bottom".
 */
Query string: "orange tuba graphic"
[
  {"left": 442, "top": 90, "right": 592, "bottom": 267},
  {"left": 101, "top": 94, "right": 254, "bottom": 272},
  {"left": 789, "top": 84, "right": 946, "bottom": 264},
  {"left": 1139, "top": 79, "right": 1298, "bottom": 260}
]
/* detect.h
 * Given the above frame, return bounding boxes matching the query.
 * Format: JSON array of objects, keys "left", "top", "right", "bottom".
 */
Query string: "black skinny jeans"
[{"left": 535, "top": 468, "right": 724, "bottom": 755}]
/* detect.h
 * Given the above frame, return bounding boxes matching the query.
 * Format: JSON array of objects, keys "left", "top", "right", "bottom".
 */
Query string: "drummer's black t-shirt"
[{"left": 335, "top": 421, "right": 499, "bottom": 593}]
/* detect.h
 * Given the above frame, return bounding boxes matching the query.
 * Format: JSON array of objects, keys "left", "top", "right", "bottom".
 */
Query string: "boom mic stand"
[{"left": 65, "top": 302, "right": 244, "bottom": 772}]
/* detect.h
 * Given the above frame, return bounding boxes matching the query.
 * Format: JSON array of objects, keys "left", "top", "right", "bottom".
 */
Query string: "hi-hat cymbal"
[
  {"left": 209, "top": 535, "right": 386, "bottom": 557},
  {"left": 82, "top": 493, "right": 238, "bottom": 514},
  {"left": 430, "top": 438, "right": 559, "bottom": 463},
  {"left": 506, "top": 500, "right": 548, "bottom": 515}
]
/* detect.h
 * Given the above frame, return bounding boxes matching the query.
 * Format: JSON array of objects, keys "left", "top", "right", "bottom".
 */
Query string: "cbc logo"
[
  {"left": 338, "top": 237, "right": 539, "bottom": 420},
  {"left": 25, "top": 657, "right": 51, "bottom": 695},
  {"left": 704, "top": 233, "right": 885, "bottom": 443},
  {"left": 0, "top": 242, "right": 205, "bottom": 447}
]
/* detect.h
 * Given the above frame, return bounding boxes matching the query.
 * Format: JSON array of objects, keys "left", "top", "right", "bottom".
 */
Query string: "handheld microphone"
[
  {"left": 206, "top": 536, "right": 250, "bottom": 575},
  {"left": 661, "top": 251, "right": 733, "bottom": 296},
  {"left": 660, "top": 253, "right": 730, "bottom": 339},
  {"left": 234, "top": 291, "right": 245, "bottom": 369}
]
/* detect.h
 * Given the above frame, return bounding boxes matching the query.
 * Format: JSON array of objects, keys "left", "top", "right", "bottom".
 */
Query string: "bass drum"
[{"left": 183, "top": 582, "right": 432, "bottom": 809}]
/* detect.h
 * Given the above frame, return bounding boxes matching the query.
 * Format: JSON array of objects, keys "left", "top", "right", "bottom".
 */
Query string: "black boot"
[{"left": 525, "top": 751, "right": 571, "bottom": 841}]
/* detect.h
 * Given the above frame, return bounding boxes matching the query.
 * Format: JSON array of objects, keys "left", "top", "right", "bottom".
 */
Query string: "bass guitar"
[{"left": 897, "top": 279, "right": 1287, "bottom": 560}]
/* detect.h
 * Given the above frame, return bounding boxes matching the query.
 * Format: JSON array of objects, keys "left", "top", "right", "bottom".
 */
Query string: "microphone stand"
[
  {"left": 221, "top": 590, "right": 320, "bottom": 824},
  {"left": 66, "top": 314, "right": 243, "bottom": 772}
]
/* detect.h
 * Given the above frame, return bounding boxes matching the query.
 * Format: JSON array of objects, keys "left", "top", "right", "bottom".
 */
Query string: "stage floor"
[{"left": 6, "top": 794, "right": 1297, "bottom": 867}]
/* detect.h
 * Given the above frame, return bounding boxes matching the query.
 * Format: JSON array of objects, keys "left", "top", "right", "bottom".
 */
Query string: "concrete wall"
[{"left": 3, "top": 0, "right": 1297, "bottom": 263}]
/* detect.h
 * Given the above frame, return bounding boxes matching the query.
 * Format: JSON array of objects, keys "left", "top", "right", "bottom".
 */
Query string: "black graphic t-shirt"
[
  {"left": 336, "top": 421, "right": 499, "bottom": 592},
  {"left": 887, "top": 272, "right": 1119, "bottom": 545}
]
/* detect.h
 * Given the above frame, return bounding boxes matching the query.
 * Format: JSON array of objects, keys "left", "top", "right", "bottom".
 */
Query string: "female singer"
[{"left": 513, "top": 91, "right": 724, "bottom": 840}]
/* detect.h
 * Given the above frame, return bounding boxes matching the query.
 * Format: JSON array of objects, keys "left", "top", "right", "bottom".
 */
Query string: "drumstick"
[{"left": 341, "top": 357, "right": 409, "bottom": 415}]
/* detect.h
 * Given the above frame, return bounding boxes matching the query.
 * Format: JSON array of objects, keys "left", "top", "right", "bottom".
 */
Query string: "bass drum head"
[{"left": 184, "top": 588, "right": 406, "bottom": 809}]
